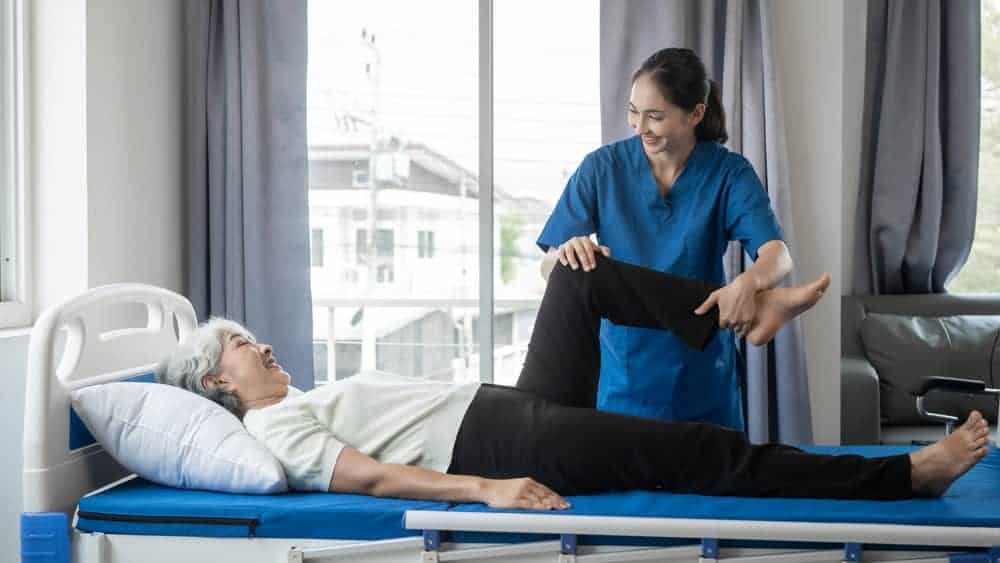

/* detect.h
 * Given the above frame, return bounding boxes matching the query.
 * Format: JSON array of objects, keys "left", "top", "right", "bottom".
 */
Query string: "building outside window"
[{"left": 307, "top": 0, "right": 598, "bottom": 384}]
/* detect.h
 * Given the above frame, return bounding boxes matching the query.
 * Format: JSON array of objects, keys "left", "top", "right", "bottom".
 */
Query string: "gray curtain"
[
  {"left": 600, "top": 0, "right": 813, "bottom": 444},
  {"left": 852, "top": 0, "right": 981, "bottom": 295},
  {"left": 185, "top": 0, "right": 315, "bottom": 389}
]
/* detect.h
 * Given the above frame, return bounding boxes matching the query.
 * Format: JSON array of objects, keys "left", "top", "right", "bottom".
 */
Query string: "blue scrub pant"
[{"left": 447, "top": 256, "right": 913, "bottom": 499}]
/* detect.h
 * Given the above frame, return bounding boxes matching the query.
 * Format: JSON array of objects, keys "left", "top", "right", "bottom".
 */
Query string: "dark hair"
[{"left": 631, "top": 48, "right": 728, "bottom": 144}]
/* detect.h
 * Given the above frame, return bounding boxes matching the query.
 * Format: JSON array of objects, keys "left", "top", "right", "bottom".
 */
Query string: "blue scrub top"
[{"left": 537, "top": 135, "right": 784, "bottom": 430}]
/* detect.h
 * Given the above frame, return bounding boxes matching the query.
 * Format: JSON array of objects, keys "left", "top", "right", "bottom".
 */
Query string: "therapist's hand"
[
  {"left": 693, "top": 273, "right": 759, "bottom": 338},
  {"left": 557, "top": 236, "right": 611, "bottom": 272}
]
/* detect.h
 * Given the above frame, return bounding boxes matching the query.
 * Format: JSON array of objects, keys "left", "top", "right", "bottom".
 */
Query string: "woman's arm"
[
  {"left": 741, "top": 239, "right": 793, "bottom": 291},
  {"left": 694, "top": 239, "right": 792, "bottom": 338},
  {"left": 330, "top": 447, "right": 570, "bottom": 510}
]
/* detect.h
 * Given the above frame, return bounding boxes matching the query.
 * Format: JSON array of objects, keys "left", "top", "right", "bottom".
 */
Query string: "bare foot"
[
  {"left": 909, "top": 411, "right": 990, "bottom": 497},
  {"left": 745, "top": 274, "right": 831, "bottom": 346}
]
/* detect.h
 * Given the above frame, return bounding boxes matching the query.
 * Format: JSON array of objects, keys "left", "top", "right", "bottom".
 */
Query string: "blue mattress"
[{"left": 76, "top": 446, "right": 1000, "bottom": 542}]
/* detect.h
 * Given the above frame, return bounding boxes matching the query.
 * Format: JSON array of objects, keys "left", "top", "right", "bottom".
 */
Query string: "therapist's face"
[
  {"left": 209, "top": 332, "right": 291, "bottom": 404},
  {"left": 628, "top": 73, "right": 704, "bottom": 154}
]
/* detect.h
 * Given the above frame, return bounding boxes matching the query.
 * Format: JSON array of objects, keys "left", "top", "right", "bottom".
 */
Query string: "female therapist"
[{"left": 520, "top": 48, "right": 793, "bottom": 430}]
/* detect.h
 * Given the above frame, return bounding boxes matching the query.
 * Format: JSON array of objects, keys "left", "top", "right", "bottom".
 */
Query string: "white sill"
[{"left": 0, "top": 325, "right": 31, "bottom": 338}]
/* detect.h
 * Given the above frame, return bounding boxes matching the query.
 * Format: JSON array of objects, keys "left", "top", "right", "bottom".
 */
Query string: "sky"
[{"left": 306, "top": 0, "right": 601, "bottom": 204}]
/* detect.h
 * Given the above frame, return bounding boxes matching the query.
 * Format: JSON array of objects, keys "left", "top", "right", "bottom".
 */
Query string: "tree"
[{"left": 500, "top": 214, "right": 523, "bottom": 284}]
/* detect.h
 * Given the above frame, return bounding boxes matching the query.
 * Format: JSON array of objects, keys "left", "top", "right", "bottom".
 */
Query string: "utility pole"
[{"left": 360, "top": 26, "right": 380, "bottom": 371}]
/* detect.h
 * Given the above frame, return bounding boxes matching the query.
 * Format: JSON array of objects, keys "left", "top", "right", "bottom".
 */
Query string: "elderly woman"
[{"left": 159, "top": 256, "right": 988, "bottom": 510}]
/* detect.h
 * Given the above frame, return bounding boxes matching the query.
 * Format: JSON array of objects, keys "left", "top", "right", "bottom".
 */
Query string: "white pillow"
[{"left": 71, "top": 382, "right": 288, "bottom": 494}]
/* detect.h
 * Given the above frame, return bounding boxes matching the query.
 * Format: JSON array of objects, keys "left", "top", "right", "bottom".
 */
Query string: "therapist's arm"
[
  {"left": 742, "top": 239, "right": 793, "bottom": 291},
  {"left": 694, "top": 239, "right": 792, "bottom": 338},
  {"left": 329, "top": 447, "right": 570, "bottom": 510}
]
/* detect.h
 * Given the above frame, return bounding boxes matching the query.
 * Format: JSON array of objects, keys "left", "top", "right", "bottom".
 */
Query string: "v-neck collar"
[
  {"left": 631, "top": 136, "right": 712, "bottom": 222},
  {"left": 632, "top": 136, "right": 709, "bottom": 196}
]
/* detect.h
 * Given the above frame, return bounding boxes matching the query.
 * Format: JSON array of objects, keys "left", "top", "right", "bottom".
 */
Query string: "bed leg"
[
  {"left": 558, "top": 534, "right": 577, "bottom": 563},
  {"left": 699, "top": 538, "right": 719, "bottom": 562},
  {"left": 421, "top": 530, "right": 440, "bottom": 563},
  {"left": 842, "top": 542, "right": 862, "bottom": 562}
]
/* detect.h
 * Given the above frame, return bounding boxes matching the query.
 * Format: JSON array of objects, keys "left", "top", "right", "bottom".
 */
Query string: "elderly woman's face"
[
  {"left": 627, "top": 73, "right": 703, "bottom": 154},
  {"left": 215, "top": 332, "right": 291, "bottom": 398}
]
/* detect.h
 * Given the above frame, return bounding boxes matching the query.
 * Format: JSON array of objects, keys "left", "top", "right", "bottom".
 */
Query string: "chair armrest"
[
  {"left": 841, "top": 357, "right": 881, "bottom": 444},
  {"left": 913, "top": 376, "right": 989, "bottom": 397}
]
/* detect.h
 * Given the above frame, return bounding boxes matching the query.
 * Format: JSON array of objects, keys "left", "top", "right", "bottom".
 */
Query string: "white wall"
[
  {"left": 771, "top": 0, "right": 860, "bottom": 445},
  {"left": 2, "top": 1, "right": 184, "bottom": 559},
  {"left": 86, "top": 0, "right": 184, "bottom": 293},
  {"left": 32, "top": 0, "right": 88, "bottom": 318}
]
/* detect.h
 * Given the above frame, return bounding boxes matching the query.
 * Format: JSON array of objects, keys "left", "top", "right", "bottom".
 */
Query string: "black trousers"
[{"left": 448, "top": 255, "right": 912, "bottom": 500}]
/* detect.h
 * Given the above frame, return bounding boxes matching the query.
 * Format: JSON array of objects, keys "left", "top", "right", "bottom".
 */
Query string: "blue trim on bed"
[{"left": 69, "top": 373, "right": 157, "bottom": 450}]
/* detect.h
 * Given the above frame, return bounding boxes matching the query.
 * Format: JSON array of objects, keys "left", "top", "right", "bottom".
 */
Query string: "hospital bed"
[{"left": 20, "top": 284, "right": 1000, "bottom": 563}]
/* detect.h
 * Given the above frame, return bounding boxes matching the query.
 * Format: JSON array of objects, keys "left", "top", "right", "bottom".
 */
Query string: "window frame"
[
  {"left": 477, "top": 0, "right": 495, "bottom": 382},
  {"left": 0, "top": 0, "right": 30, "bottom": 329}
]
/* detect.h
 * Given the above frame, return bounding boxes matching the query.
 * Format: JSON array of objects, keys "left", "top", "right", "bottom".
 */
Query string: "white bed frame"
[{"left": 20, "top": 284, "right": 1000, "bottom": 563}]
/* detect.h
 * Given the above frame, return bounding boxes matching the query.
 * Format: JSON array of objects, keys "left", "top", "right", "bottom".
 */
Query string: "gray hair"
[{"left": 156, "top": 317, "right": 256, "bottom": 417}]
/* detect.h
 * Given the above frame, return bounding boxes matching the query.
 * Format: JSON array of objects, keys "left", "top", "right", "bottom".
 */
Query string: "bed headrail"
[{"left": 22, "top": 284, "right": 197, "bottom": 515}]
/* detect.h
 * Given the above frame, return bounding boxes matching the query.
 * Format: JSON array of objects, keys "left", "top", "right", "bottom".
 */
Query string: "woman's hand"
[
  {"left": 557, "top": 236, "right": 610, "bottom": 272},
  {"left": 481, "top": 477, "right": 570, "bottom": 510},
  {"left": 694, "top": 273, "right": 759, "bottom": 338}
]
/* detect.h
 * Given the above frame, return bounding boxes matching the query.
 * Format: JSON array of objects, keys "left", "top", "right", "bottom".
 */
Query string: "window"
[
  {"left": 949, "top": 1, "right": 1000, "bottom": 292},
  {"left": 355, "top": 229, "right": 366, "bottom": 264},
  {"left": 352, "top": 170, "right": 370, "bottom": 189},
  {"left": 417, "top": 229, "right": 435, "bottom": 258},
  {"left": 491, "top": 0, "right": 599, "bottom": 384},
  {"left": 307, "top": 0, "right": 597, "bottom": 384},
  {"left": 375, "top": 228, "right": 394, "bottom": 258},
  {"left": 0, "top": 0, "right": 29, "bottom": 328},
  {"left": 355, "top": 228, "right": 394, "bottom": 262},
  {"left": 310, "top": 228, "right": 324, "bottom": 267},
  {"left": 312, "top": 341, "right": 328, "bottom": 383},
  {"left": 376, "top": 263, "right": 394, "bottom": 284}
]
